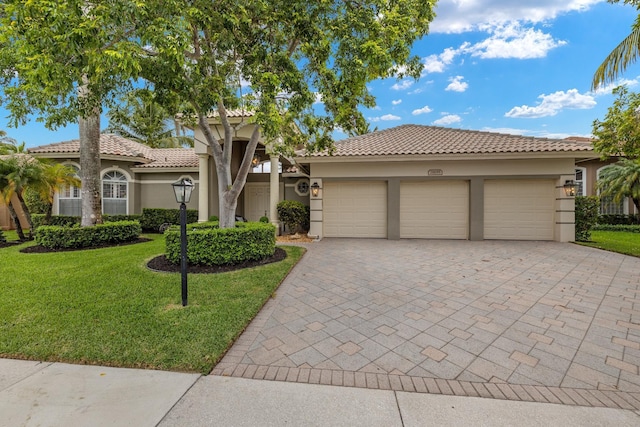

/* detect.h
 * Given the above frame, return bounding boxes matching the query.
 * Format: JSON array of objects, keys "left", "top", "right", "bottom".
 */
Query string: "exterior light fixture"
[
  {"left": 171, "top": 178, "right": 194, "bottom": 306},
  {"left": 251, "top": 154, "right": 261, "bottom": 167},
  {"left": 310, "top": 182, "right": 320, "bottom": 197},
  {"left": 563, "top": 180, "right": 577, "bottom": 197}
]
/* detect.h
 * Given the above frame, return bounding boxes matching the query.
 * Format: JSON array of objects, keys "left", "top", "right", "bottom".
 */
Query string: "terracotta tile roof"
[
  {"left": 28, "top": 134, "right": 198, "bottom": 168},
  {"left": 307, "top": 125, "right": 594, "bottom": 157},
  {"left": 564, "top": 136, "right": 593, "bottom": 142}
]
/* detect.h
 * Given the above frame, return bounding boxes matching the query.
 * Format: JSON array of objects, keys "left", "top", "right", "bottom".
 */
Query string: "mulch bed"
[
  {"left": 19, "top": 238, "right": 153, "bottom": 254},
  {"left": 0, "top": 241, "right": 21, "bottom": 249},
  {"left": 147, "top": 247, "right": 287, "bottom": 274}
]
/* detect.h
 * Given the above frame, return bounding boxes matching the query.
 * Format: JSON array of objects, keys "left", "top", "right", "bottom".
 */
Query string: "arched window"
[
  {"left": 251, "top": 160, "right": 282, "bottom": 174},
  {"left": 59, "top": 164, "right": 81, "bottom": 216},
  {"left": 102, "top": 170, "right": 128, "bottom": 215}
]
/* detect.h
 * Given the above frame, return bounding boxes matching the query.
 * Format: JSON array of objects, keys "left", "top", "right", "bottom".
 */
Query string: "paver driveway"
[{"left": 214, "top": 239, "right": 640, "bottom": 409}]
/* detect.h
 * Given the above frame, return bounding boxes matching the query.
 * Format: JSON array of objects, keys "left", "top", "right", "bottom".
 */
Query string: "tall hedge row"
[
  {"left": 34, "top": 221, "right": 142, "bottom": 249},
  {"left": 140, "top": 208, "right": 198, "bottom": 232},
  {"left": 575, "top": 196, "right": 599, "bottom": 242}
]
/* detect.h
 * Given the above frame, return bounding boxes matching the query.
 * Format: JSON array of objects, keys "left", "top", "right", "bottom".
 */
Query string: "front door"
[{"left": 244, "top": 183, "right": 270, "bottom": 222}]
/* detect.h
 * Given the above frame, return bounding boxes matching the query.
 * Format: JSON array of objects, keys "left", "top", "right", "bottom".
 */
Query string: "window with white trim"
[
  {"left": 597, "top": 166, "right": 625, "bottom": 215},
  {"left": 575, "top": 167, "right": 586, "bottom": 196},
  {"left": 59, "top": 165, "right": 81, "bottom": 216},
  {"left": 102, "top": 170, "right": 128, "bottom": 215},
  {"left": 251, "top": 161, "right": 282, "bottom": 174}
]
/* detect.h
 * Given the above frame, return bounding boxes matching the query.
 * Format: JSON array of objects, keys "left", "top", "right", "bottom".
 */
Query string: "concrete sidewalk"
[{"left": 2, "top": 359, "right": 639, "bottom": 426}]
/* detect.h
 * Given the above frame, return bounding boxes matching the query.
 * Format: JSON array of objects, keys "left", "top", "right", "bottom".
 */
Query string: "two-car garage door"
[{"left": 323, "top": 180, "right": 469, "bottom": 239}]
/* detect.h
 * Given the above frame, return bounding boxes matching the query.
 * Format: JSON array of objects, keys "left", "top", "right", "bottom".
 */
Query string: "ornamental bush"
[
  {"left": 277, "top": 200, "right": 307, "bottom": 233},
  {"left": 34, "top": 221, "right": 142, "bottom": 249},
  {"left": 140, "top": 208, "right": 198, "bottom": 232},
  {"left": 165, "top": 221, "right": 276, "bottom": 266},
  {"left": 598, "top": 214, "right": 640, "bottom": 225},
  {"left": 593, "top": 224, "right": 640, "bottom": 233},
  {"left": 575, "top": 196, "right": 599, "bottom": 242}
]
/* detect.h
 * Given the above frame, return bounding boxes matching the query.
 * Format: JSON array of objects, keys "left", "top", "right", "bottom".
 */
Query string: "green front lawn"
[
  {"left": 0, "top": 234, "right": 304, "bottom": 373},
  {"left": 577, "top": 231, "right": 640, "bottom": 257}
]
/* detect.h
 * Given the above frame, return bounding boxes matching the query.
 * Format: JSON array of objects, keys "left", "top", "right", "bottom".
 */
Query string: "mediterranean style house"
[{"left": 3, "top": 122, "right": 635, "bottom": 240}]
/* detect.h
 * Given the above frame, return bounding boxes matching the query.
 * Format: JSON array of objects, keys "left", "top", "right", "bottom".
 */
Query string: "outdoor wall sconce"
[
  {"left": 251, "top": 153, "right": 261, "bottom": 167},
  {"left": 171, "top": 178, "right": 194, "bottom": 306},
  {"left": 563, "top": 179, "right": 577, "bottom": 197},
  {"left": 310, "top": 182, "right": 320, "bottom": 197}
]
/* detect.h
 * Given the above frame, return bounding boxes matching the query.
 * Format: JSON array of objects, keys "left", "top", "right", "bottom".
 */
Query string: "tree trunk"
[
  {"left": 6, "top": 201, "right": 25, "bottom": 241},
  {"left": 44, "top": 193, "right": 53, "bottom": 224},
  {"left": 15, "top": 191, "right": 33, "bottom": 239},
  {"left": 79, "top": 111, "right": 103, "bottom": 227}
]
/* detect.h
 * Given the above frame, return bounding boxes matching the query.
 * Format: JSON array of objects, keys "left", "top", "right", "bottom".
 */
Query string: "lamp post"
[{"left": 172, "top": 178, "right": 194, "bottom": 306}]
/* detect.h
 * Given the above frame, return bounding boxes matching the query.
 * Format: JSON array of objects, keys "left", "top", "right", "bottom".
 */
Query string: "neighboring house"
[
  {"left": 297, "top": 125, "right": 595, "bottom": 242},
  {"left": 567, "top": 136, "right": 639, "bottom": 217}
]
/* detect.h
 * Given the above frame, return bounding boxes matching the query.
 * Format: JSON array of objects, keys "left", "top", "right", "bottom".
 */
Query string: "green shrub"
[
  {"left": 103, "top": 214, "right": 141, "bottom": 223},
  {"left": 32, "top": 214, "right": 80, "bottom": 229},
  {"left": 165, "top": 222, "right": 276, "bottom": 266},
  {"left": 277, "top": 200, "right": 307, "bottom": 233},
  {"left": 34, "top": 221, "right": 142, "bottom": 249},
  {"left": 575, "top": 196, "right": 599, "bottom": 242},
  {"left": 0, "top": 229, "right": 6, "bottom": 243},
  {"left": 259, "top": 216, "right": 269, "bottom": 223},
  {"left": 208, "top": 215, "right": 219, "bottom": 222},
  {"left": 140, "top": 208, "right": 198, "bottom": 232},
  {"left": 24, "top": 188, "right": 49, "bottom": 215},
  {"left": 598, "top": 214, "right": 640, "bottom": 225},
  {"left": 593, "top": 224, "right": 640, "bottom": 233}
]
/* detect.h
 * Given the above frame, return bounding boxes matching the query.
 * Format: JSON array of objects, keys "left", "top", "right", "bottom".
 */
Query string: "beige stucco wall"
[{"left": 137, "top": 172, "right": 200, "bottom": 212}]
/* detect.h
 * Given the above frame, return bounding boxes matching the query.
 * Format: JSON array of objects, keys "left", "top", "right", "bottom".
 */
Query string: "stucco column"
[
  {"left": 269, "top": 154, "right": 280, "bottom": 232},
  {"left": 198, "top": 153, "right": 209, "bottom": 222}
]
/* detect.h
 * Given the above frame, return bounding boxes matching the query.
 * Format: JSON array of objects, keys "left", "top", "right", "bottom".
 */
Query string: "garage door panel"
[
  {"left": 484, "top": 180, "right": 555, "bottom": 240},
  {"left": 400, "top": 181, "right": 469, "bottom": 239},
  {"left": 324, "top": 181, "right": 387, "bottom": 238}
]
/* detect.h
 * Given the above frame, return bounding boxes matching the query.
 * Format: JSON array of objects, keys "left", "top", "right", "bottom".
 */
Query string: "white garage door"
[
  {"left": 484, "top": 179, "right": 555, "bottom": 240},
  {"left": 400, "top": 180, "right": 469, "bottom": 239},
  {"left": 324, "top": 181, "right": 387, "bottom": 238}
]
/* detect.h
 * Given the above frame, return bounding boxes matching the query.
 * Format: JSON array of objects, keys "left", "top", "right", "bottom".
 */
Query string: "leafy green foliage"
[
  {"left": 24, "top": 187, "right": 48, "bottom": 215},
  {"left": 593, "top": 224, "right": 640, "bottom": 232},
  {"left": 598, "top": 213, "right": 640, "bottom": 225},
  {"left": 140, "top": 208, "right": 198, "bottom": 232},
  {"left": 575, "top": 196, "right": 600, "bottom": 242},
  {"left": 259, "top": 216, "right": 270, "bottom": 223},
  {"left": 277, "top": 200, "right": 308, "bottom": 233},
  {"left": 597, "top": 158, "right": 640, "bottom": 217},
  {"left": 0, "top": 234, "right": 304, "bottom": 373},
  {"left": 0, "top": 229, "right": 6, "bottom": 243},
  {"left": 34, "top": 221, "right": 141, "bottom": 249},
  {"left": 106, "top": 88, "right": 193, "bottom": 148},
  {"left": 592, "top": 86, "right": 640, "bottom": 159},
  {"left": 165, "top": 222, "right": 276, "bottom": 266},
  {"left": 32, "top": 214, "right": 142, "bottom": 229}
]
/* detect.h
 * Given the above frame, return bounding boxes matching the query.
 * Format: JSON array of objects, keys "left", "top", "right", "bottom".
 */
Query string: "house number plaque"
[{"left": 428, "top": 169, "right": 443, "bottom": 176}]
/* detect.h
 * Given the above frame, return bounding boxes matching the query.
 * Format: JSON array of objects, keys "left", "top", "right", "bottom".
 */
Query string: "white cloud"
[
  {"left": 463, "top": 23, "right": 566, "bottom": 59},
  {"left": 392, "top": 99, "right": 402, "bottom": 105},
  {"left": 446, "top": 76, "right": 469, "bottom": 92},
  {"left": 313, "top": 92, "right": 323, "bottom": 104},
  {"left": 591, "top": 77, "right": 640, "bottom": 96},
  {"left": 433, "top": 114, "right": 462, "bottom": 126},
  {"left": 370, "top": 114, "right": 402, "bottom": 122},
  {"left": 391, "top": 79, "right": 414, "bottom": 91},
  {"left": 423, "top": 47, "right": 461, "bottom": 74},
  {"left": 505, "top": 89, "right": 596, "bottom": 118},
  {"left": 412, "top": 105, "right": 433, "bottom": 115},
  {"left": 430, "top": 0, "right": 601, "bottom": 34}
]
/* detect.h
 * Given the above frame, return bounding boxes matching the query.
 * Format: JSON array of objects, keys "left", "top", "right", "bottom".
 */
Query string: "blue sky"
[{"left": 2, "top": 0, "right": 640, "bottom": 148}]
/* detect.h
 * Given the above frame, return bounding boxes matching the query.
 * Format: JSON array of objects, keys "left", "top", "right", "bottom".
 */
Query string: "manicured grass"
[
  {"left": 0, "top": 234, "right": 304, "bottom": 373},
  {"left": 577, "top": 231, "right": 640, "bottom": 257}
]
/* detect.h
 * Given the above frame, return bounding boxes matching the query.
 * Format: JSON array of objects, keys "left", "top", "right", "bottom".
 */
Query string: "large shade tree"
[
  {"left": 592, "top": 85, "right": 640, "bottom": 159},
  {"left": 593, "top": 0, "right": 640, "bottom": 89},
  {"left": 138, "top": 0, "right": 437, "bottom": 228},
  {"left": 0, "top": 1, "right": 144, "bottom": 226}
]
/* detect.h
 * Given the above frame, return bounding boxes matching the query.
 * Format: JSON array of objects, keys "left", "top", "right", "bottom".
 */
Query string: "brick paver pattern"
[{"left": 213, "top": 239, "right": 640, "bottom": 410}]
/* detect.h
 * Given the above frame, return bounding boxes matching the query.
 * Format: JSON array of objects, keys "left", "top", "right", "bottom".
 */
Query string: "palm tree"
[
  {"left": 33, "top": 161, "right": 81, "bottom": 222},
  {"left": 0, "top": 157, "right": 27, "bottom": 240},
  {"left": 0, "top": 130, "right": 25, "bottom": 154},
  {"left": 106, "top": 89, "right": 193, "bottom": 148},
  {"left": 0, "top": 154, "right": 44, "bottom": 239},
  {"left": 597, "top": 159, "right": 640, "bottom": 222},
  {"left": 593, "top": 4, "right": 640, "bottom": 90}
]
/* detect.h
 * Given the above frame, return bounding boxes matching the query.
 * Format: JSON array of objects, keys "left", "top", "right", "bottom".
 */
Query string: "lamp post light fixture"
[
  {"left": 563, "top": 179, "right": 577, "bottom": 197},
  {"left": 171, "top": 178, "right": 194, "bottom": 306},
  {"left": 310, "top": 182, "right": 320, "bottom": 198}
]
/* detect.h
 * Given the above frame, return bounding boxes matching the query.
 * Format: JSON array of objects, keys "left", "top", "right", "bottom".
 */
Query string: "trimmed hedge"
[
  {"left": 32, "top": 214, "right": 142, "bottom": 229},
  {"left": 140, "top": 208, "right": 198, "bottom": 232},
  {"left": 593, "top": 224, "right": 640, "bottom": 233},
  {"left": 34, "top": 221, "right": 142, "bottom": 249},
  {"left": 165, "top": 221, "right": 276, "bottom": 266},
  {"left": 277, "top": 200, "right": 307, "bottom": 233},
  {"left": 575, "top": 196, "right": 599, "bottom": 242},
  {"left": 598, "top": 214, "right": 640, "bottom": 225}
]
